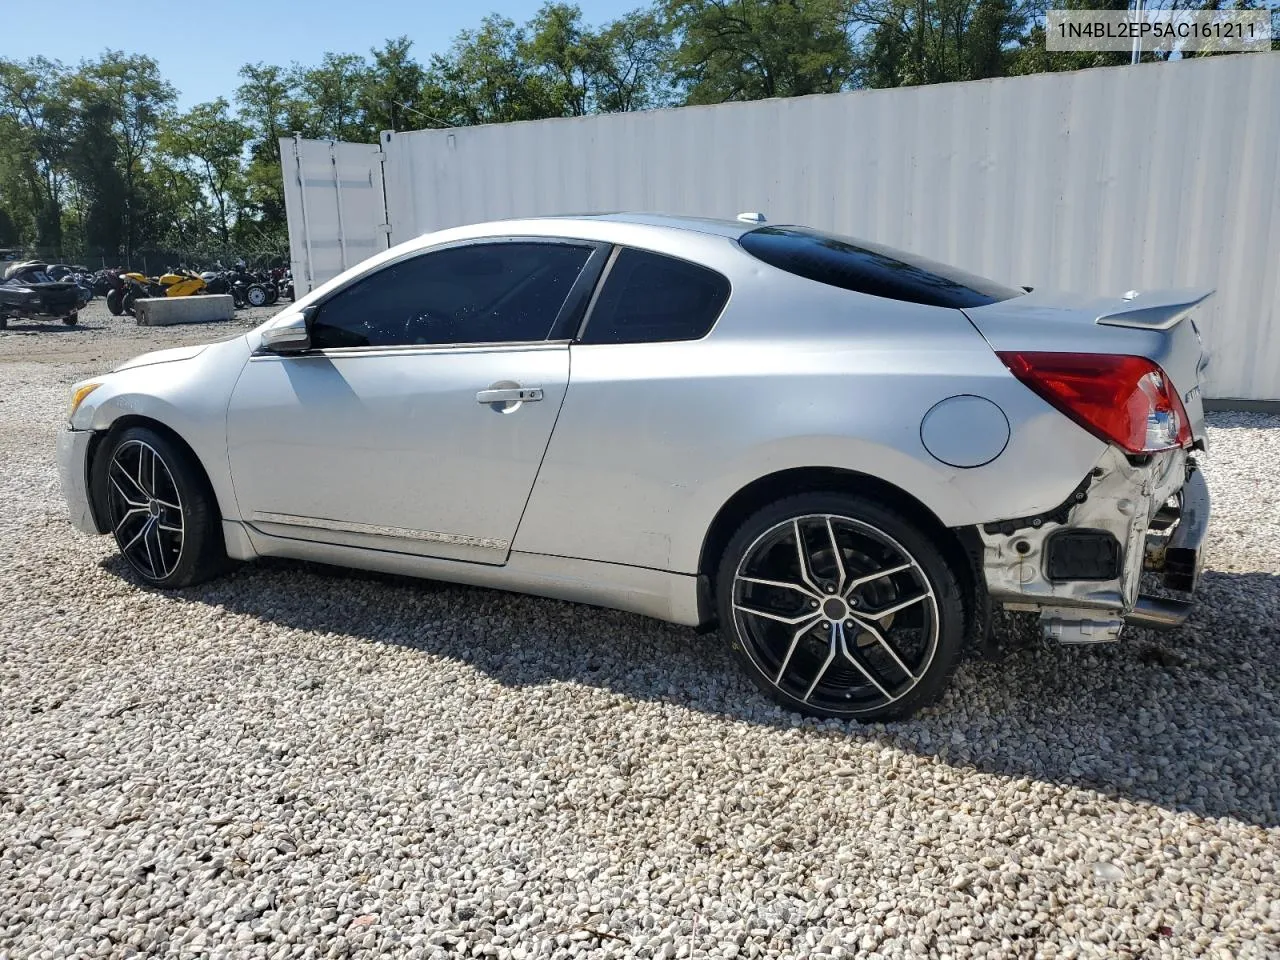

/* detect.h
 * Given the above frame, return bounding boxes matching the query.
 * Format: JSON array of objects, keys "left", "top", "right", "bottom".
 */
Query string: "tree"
[
  {"left": 0, "top": 206, "right": 18, "bottom": 246},
  {"left": 592, "top": 9, "right": 676, "bottom": 112},
  {"left": 850, "top": 0, "right": 1039, "bottom": 87},
  {"left": 664, "top": 0, "right": 855, "bottom": 103},
  {"left": 524, "top": 3, "right": 598, "bottom": 116},
  {"left": 294, "top": 52, "right": 371, "bottom": 140},
  {"left": 427, "top": 15, "right": 561, "bottom": 125},
  {"left": 0, "top": 56, "right": 70, "bottom": 250},
  {"left": 160, "top": 99, "right": 249, "bottom": 244},
  {"left": 64, "top": 52, "right": 177, "bottom": 259},
  {"left": 359, "top": 37, "right": 429, "bottom": 133},
  {"left": 235, "top": 62, "right": 299, "bottom": 249}
]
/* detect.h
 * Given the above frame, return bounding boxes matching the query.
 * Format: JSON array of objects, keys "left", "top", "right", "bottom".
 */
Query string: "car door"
[{"left": 226, "top": 238, "right": 607, "bottom": 565}]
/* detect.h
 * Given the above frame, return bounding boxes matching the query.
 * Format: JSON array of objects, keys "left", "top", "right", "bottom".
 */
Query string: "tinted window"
[
  {"left": 738, "top": 226, "right": 1022, "bottom": 309},
  {"left": 580, "top": 248, "right": 730, "bottom": 345},
  {"left": 310, "top": 242, "right": 592, "bottom": 349}
]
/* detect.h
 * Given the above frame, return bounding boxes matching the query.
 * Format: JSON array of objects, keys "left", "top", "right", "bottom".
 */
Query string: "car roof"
[
  {"left": 441, "top": 212, "right": 757, "bottom": 242},
  {"left": 570, "top": 213, "right": 757, "bottom": 239}
]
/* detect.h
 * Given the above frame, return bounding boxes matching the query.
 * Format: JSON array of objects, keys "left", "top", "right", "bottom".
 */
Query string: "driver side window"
[{"left": 309, "top": 241, "right": 593, "bottom": 349}]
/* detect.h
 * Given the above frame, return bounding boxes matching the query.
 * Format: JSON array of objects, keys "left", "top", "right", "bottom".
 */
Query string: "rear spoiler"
[{"left": 1095, "top": 288, "right": 1214, "bottom": 330}]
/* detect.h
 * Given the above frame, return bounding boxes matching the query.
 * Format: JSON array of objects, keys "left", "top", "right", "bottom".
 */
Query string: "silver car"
[{"left": 57, "top": 214, "right": 1211, "bottom": 720}]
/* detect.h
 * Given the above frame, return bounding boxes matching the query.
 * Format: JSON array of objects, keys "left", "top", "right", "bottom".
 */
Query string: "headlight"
[{"left": 68, "top": 382, "right": 101, "bottom": 421}]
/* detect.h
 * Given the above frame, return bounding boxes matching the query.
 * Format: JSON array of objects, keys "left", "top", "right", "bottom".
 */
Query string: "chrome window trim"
[{"left": 249, "top": 340, "right": 572, "bottom": 362}]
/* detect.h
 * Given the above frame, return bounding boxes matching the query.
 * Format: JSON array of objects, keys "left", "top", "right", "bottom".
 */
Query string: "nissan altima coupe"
[{"left": 58, "top": 214, "right": 1211, "bottom": 720}]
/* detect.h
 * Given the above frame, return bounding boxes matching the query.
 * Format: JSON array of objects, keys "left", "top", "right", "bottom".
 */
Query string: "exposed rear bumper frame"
[{"left": 1126, "top": 464, "right": 1209, "bottom": 630}]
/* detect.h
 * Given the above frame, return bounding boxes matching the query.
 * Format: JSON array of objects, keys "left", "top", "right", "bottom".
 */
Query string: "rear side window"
[
  {"left": 580, "top": 248, "right": 730, "bottom": 345},
  {"left": 739, "top": 226, "right": 1022, "bottom": 309}
]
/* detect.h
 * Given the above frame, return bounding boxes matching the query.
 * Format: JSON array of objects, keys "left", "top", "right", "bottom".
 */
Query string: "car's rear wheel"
[
  {"left": 95, "top": 426, "right": 228, "bottom": 588},
  {"left": 716, "top": 492, "right": 965, "bottom": 721}
]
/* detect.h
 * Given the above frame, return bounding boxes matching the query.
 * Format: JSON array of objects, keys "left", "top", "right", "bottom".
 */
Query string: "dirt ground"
[{"left": 0, "top": 296, "right": 281, "bottom": 370}]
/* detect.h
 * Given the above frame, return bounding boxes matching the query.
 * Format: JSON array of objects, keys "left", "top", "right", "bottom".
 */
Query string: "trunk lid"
[{"left": 962, "top": 287, "right": 1212, "bottom": 445}]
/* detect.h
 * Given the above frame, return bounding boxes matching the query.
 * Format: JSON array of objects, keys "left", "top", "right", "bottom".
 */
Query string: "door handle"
[{"left": 476, "top": 386, "right": 543, "bottom": 404}]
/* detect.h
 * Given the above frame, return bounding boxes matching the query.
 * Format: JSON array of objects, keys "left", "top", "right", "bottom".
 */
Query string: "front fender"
[{"left": 73, "top": 336, "right": 252, "bottom": 523}]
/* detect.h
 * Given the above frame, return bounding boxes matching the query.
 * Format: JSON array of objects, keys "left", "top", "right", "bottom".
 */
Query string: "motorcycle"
[
  {"left": 270, "top": 266, "right": 294, "bottom": 301},
  {"left": 118, "top": 268, "right": 208, "bottom": 315},
  {"left": 225, "top": 262, "right": 272, "bottom": 308},
  {"left": 200, "top": 269, "right": 248, "bottom": 308},
  {"left": 100, "top": 270, "right": 130, "bottom": 315}
]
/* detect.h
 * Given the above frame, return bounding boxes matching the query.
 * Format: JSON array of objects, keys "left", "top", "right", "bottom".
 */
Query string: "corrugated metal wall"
[
  {"left": 280, "top": 136, "right": 390, "bottom": 292},
  {"left": 351, "top": 55, "right": 1280, "bottom": 399}
]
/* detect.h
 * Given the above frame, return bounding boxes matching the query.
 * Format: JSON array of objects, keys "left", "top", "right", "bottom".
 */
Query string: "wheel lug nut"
[
  {"left": 810, "top": 600, "right": 819, "bottom": 608},
  {"left": 825, "top": 584, "right": 836, "bottom": 593},
  {"left": 848, "top": 598, "right": 859, "bottom": 607},
  {"left": 845, "top": 619, "right": 855, "bottom": 628}
]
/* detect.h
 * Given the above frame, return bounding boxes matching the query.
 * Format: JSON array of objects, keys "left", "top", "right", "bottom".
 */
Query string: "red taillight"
[{"left": 997, "top": 352, "right": 1192, "bottom": 453}]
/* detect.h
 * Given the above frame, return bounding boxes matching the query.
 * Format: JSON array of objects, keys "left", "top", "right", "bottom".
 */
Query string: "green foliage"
[
  {"left": 665, "top": 0, "right": 855, "bottom": 102},
  {"left": 159, "top": 99, "right": 249, "bottom": 243},
  {"left": 1, "top": 2, "right": 1261, "bottom": 260},
  {"left": 0, "top": 206, "right": 17, "bottom": 246}
]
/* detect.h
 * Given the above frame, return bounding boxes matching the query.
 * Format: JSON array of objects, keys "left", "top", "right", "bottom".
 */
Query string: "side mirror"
[{"left": 260, "top": 307, "right": 313, "bottom": 354}]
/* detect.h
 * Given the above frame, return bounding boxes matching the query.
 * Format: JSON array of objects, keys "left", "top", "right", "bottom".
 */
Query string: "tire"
[
  {"left": 62, "top": 312, "right": 78, "bottom": 325},
  {"left": 716, "top": 492, "right": 966, "bottom": 721},
  {"left": 264, "top": 283, "right": 279, "bottom": 305},
  {"left": 0, "top": 316, "right": 7, "bottom": 329},
  {"left": 106, "top": 289, "right": 123, "bottom": 315},
  {"left": 246, "top": 284, "right": 268, "bottom": 307},
  {"left": 122, "top": 290, "right": 136, "bottom": 316},
  {"left": 92, "top": 425, "right": 229, "bottom": 588}
]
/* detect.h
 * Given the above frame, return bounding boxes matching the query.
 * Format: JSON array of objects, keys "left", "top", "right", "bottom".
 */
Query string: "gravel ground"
[{"left": 2, "top": 300, "right": 1278, "bottom": 959}]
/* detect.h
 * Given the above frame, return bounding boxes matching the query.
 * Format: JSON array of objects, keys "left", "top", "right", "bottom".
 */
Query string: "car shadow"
[
  {"left": 1, "top": 320, "right": 94, "bottom": 333},
  {"left": 103, "top": 554, "right": 1280, "bottom": 828}
]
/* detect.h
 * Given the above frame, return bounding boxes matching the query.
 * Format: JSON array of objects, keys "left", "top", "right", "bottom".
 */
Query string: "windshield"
[{"left": 739, "top": 225, "right": 1023, "bottom": 309}]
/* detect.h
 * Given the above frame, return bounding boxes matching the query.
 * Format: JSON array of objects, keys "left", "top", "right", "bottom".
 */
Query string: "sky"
[{"left": 0, "top": 0, "right": 640, "bottom": 109}]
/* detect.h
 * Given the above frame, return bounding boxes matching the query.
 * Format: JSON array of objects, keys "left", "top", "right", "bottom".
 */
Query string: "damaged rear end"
[{"left": 962, "top": 287, "right": 1212, "bottom": 642}]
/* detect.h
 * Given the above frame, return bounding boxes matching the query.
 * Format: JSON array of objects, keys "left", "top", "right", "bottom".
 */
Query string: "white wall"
[
  {"left": 280, "top": 136, "right": 390, "bottom": 292},
  {"left": 290, "top": 55, "right": 1280, "bottom": 400}
]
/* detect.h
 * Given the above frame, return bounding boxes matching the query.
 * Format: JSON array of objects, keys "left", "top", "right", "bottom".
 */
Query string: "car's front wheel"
[
  {"left": 717, "top": 492, "right": 965, "bottom": 721},
  {"left": 94, "top": 426, "right": 228, "bottom": 588}
]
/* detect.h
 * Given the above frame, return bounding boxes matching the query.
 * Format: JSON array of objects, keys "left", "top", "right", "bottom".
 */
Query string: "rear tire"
[
  {"left": 92, "top": 425, "right": 229, "bottom": 588},
  {"left": 106, "top": 289, "right": 123, "bottom": 315},
  {"left": 716, "top": 492, "right": 966, "bottom": 721}
]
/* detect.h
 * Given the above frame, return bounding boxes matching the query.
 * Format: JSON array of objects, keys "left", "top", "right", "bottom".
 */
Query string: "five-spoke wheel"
[
  {"left": 94, "top": 425, "right": 228, "bottom": 588},
  {"left": 106, "top": 438, "right": 186, "bottom": 581},
  {"left": 717, "top": 493, "right": 964, "bottom": 720}
]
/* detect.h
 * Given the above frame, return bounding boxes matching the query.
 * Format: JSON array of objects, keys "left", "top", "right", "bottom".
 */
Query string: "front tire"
[
  {"left": 106, "top": 289, "right": 123, "bottom": 315},
  {"left": 716, "top": 492, "right": 965, "bottom": 721},
  {"left": 93, "top": 426, "right": 228, "bottom": 588}
]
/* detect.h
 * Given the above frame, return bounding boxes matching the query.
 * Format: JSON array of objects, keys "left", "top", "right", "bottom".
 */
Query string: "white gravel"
[{"left": 2, "top": 303, "right": 1279, "bottom": 959}]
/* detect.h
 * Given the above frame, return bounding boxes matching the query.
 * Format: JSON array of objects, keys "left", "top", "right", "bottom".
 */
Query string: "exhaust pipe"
[{"left": 1126, "top": 594, "right": 1193, "bottom": 630}]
